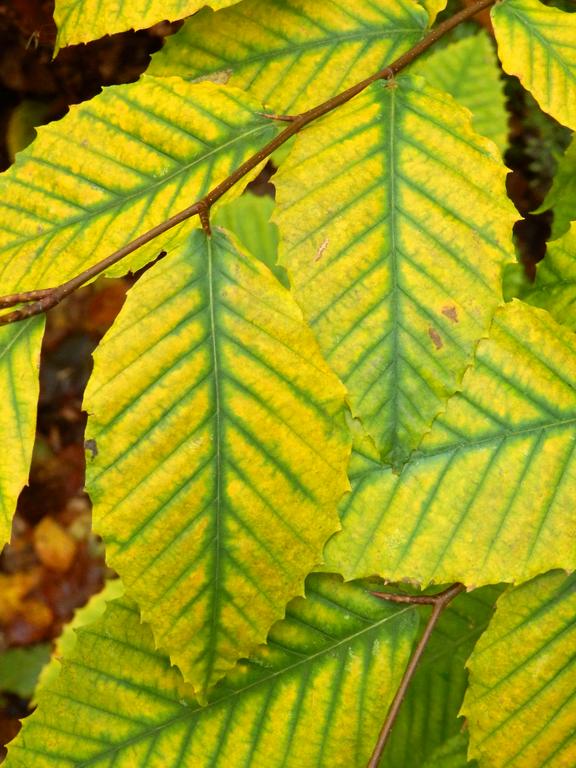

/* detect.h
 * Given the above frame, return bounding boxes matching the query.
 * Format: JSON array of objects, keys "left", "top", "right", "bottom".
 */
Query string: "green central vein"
[{"left": 206, "top": 235, "right": 223, "bottom": 692}]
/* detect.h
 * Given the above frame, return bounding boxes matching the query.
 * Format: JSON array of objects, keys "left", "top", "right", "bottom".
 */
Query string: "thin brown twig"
[
  {"left": 0, "top": 0, "right": 495, "bottom": 327},
  {"left": 367, "top": 583, "right": 466, "bottom": 768}
]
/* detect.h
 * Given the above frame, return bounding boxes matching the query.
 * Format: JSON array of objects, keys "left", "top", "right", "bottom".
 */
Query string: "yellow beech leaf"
[
  {"left": 5, "top": 575, "right": 418, "bottom": 768},
  {"left": 324, "top": 301, "right": 576, "bottom": 587},
  {"left": 419, "top": 0, "right": 447, "bottom": 23},
  {"left": 0, "top": 319, "right": 43, "bottom": 549},
  {"left": 463, "top": 571, "right": 576, "bottom": 767},
  {"left": 83, "top": 229, "right": 350, "bottom": 695},
  {"left": 492, "top": 0, "right": 576, "bottom": 130},
  {"left": 414, "top": 31, "right": 508, "bottom": 153},
  {"left": 54, "top": 0, "right": 242, "bottom": 48},
  {"left": 0, "top": 78, "right": 278, "bottom": 294},
  {"left": 148, "top": 0, "right": 428, "bottom": 113},
  {"left": 524, "top": 223, "right": 576, "bottom": 331},
  {"left": 274, "top": 76, "right": 515, "bottom": 463}
]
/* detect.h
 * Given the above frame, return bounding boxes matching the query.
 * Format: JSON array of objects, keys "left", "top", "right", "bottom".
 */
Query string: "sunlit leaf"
[
  {"left": 84, "top": 228, "right": 350, "bottom": 695},
  {"left": 418, "top": 0, "right": 447, "bottom": 23},
  {"left": 0, "top": 319, "right": 43, "bottom": 549},
  {"left": 414, "top": 31, "right": 508, "bottom": 152},
  {"left": 422, "top": 733, "right": 476, "bottom": 768},
  {"left": 274, "top": 75, "right": 515, "bottom": 463},
  {"left": 492, "top": 0, "right": 576, "bottom": 130},
  {"left": 0, "top": 77, "right": 278, "bottom": 294},
  {"left": 6, "top": 575, "right": 418, "bottom": 767},
  {"left": 324, "top": 300, "right": 576, "bottom": 587},
  {"left": 54, "top": 0, "right": 242, "bottom": 48},
  {"left": 463, "top": 570, "right": 576, "bottom": 767},
  {"left": 148, "top": 0, "right": 428, "bottom": 113}
]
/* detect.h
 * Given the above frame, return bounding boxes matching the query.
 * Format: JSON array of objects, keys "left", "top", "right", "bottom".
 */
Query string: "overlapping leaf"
[
  {"left": 84, "top": 229, "right": 350, "bottom": 695},
  {"left": 414, "top": 31, "right": 508, "bottom": 152},
  {"left": 463, "top": 571, "right": 576, "bottom": 767},
  {"left": 0, "top": 77, "right": 278, "bottom": 294},
  {"left": 274, "top": 75, "right": 515, "bottom": 463},
  {"left": 54, "top": 0, "right": 242, "bottom": 47},
  {"left": 215, "top": 193, "right": 285, "bottom": 285},
  {"left": 422, "top": 734, "right": 475, "bottom": 768},
  {"left": 418, "top": 0, "right": 447, "bottom": 23},
  {"left": 6, "top": 575, "right": 418, "bottom": 767},
  {"left": 536, "top": 136, "right": 576, "bottom": 239},
  {"left": 0, "top": 319, "right": 43, "bottom": 549},
  {"left": 324, "top": 300, "right": 576, "bottom": 587},
  {"left": 148, "top": 0, "right": 428, "bottom": 113},
  {"left": 383, "top": 586, "right": 501, "bottom": 767},
  {"left": 524, "top": 223, "right": 576, "bottom": 330},
  {"left": 492, "top": 0, "right": 576, "bottom": 130}
]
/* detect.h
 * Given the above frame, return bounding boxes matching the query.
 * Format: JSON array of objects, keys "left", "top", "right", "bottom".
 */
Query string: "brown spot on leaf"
[
  {"left": 442, "top": 305, "right": 458, "bottom": 323},
  {"left": 428, "top": 327, "right": 443, "bottom": 350},
  {"left": 314, "top": 238, "right": 329, "bottom": 263}
]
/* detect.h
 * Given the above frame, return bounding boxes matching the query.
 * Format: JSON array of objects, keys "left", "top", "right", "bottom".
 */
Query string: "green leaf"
[
  {"left": 535, "top": 136, "right": 576, "bottom": 239},
  {"left": 524, "top": 223, "right": 576, "bottom": 330},
  {"left": 383, "top": 586, "right": 501, "bottom": 767},
  {"left": 492, "top": 0, "right": 576, "bottom": 130},
  {"left": 0, "top": 77, "right": 278, "bottom": 293},
  {"left": 214, "top": 193, "right": 285, "bottom": 285},
  {"left": 0, "top": 319, "right": 43, "bottom": 549},
  {"left": 148, "top": 0, "right": 428, "bottom": 113},
  {"left": 84, "top": 228, "right": 350, "bottom": 695},
  {"left": 324, "top": 300, "right": 576, "bottom": 587},
  {"left": 54, "top": 0, "right": 242, "bottom": 48},
  {"left": 414, "top": 32, "right": 508, "bottom": 153},
  {"left": 422, "top": 733, "right": 476, "bottom": 768},
  {"left": 274, "top": 75, "right": 515, "bottom": 463},
  {"left": 6, "top": 575, "right": 419, "bottom": 767},
  {"left": 462, "top": 570, "right": 576, "bottom": 768},
  {"left": 0, "top": 644, "right": 51, "bottom": 699}
]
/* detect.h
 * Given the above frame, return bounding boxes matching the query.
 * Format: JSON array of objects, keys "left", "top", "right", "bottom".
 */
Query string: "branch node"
[
  {"left": 258, "top": 112, "right": 297, "bottom": 123},
  {"left": 198, "top": 201, "right": 212, "bottom": 237}
]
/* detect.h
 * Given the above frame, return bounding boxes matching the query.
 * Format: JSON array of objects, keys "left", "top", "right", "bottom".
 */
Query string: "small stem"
[
  {"left": 0, "top": 0, "right": 495, "bottom": 326},
  {"left": 367, "top": 583, "right": 466, "bottom": 768}
]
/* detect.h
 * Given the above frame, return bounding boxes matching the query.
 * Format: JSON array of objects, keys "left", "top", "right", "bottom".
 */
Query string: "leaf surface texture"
[
  {"left": 148, "top": 0, "right": 428, "bottom": 112},
  {"left": 274, "top": 76, "right": 515, "bottom": 462},
  {"left": 84, "top": 229, "right": 350, "bottom": 694},
  {"left": 54, "top": 0, "right": 242, "bottom": 47},
  {"left": 324, "top": 300, "right": 576, "bottom": 586},
  {"left": 463, "top": 571, "right": 576, "bottom": 767},
  {"left": 492, "top": 0, "right": 576, "bottom": 129},
  {"left": 0, "top": 78, "right": 277, "bottom": 292},
  {"left": 6, "top": 575, "right": 418, "bottom": 767}
]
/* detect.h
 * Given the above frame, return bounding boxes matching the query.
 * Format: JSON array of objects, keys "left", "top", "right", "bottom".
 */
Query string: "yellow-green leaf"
[
  {"left": 0, "top": 319, "right": 43, "bottom": 549},
  {"left": 324, "top": 300, "right": 576, "bottom": 587},
  {"left": 536, "top": 136, "right": 576, "bottom": 239},
  {"left": 462, "top": 571, "right": 576, "bottom": 767},
  {"left": 0, "top": 77, "right": 278, "bottom": 294},
  {"left": 414, "top": 31, "right": 508, "bottom": 153},
  {"left": 6, "top": 575, "right": 418, "bottom": 767},
  {"left": 492, "top": 0, "right": 576, "bottom": 130},
  {"left": 419, "top": 0, "right": 447, "bottom": 23},
  {"left": 84, "top": 228, "right": 350, "bottom": 695},
  {"left": 54, "top": 0, "right": 242, "bottom": 48},
  {"left": 524, "top": 223, "right": 576, "bottom": 330},
  {"left": 274, "top": 76, "right": 515, "bottom": 463},
  {"left": 148, "top": 0, "right": 428, "bottom": 113},
  {"left": 383, "top": 586, "right": 501, "bottom": 767}
]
